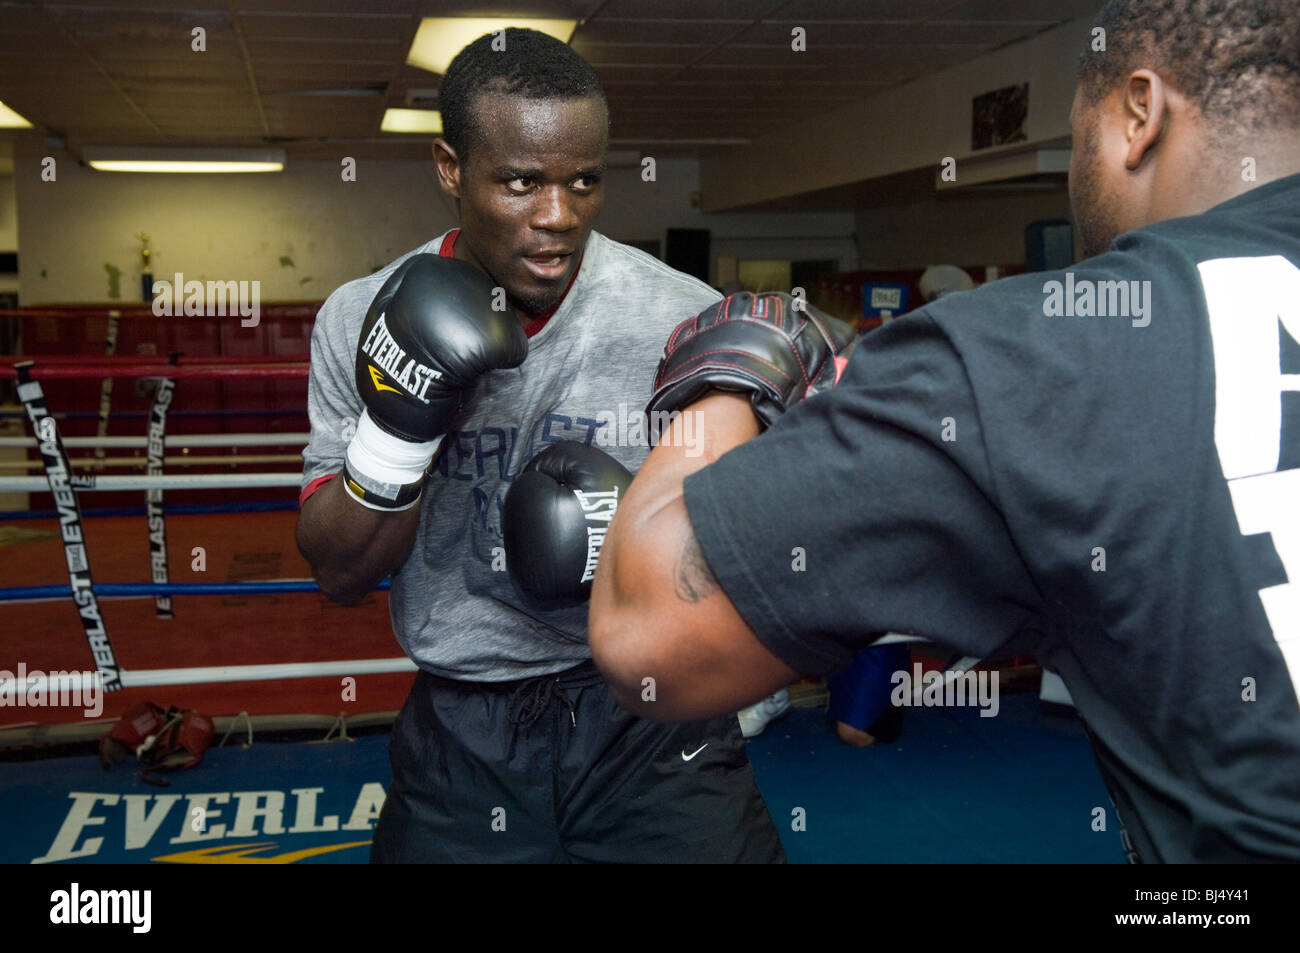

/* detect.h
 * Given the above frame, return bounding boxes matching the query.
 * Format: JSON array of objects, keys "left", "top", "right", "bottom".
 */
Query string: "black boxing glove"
[
  {"left": 503, "top": 442, "right": 634, "bottom": 607},
  {"left": 646, "top": 291, "right": 857, "bottom": 432},
  {"left": 344, "top": 254, "right": 527, "bottom": 510}
]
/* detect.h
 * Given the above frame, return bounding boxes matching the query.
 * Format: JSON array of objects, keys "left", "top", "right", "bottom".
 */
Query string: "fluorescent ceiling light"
[
  {"left": 381, "top": 108, "right": 443, "bottom": 134},
  {"left": 0, "top": 101, "right": 33, "bottom": 128},
  {"left": 83, "top": 147, "right": 286, "bottom": 173},
  {"left": 408, "top": 18, "right": 577, "bottom": 75}
]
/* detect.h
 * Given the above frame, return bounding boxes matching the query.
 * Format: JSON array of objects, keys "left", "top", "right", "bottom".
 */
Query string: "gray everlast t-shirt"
[{"left": 302, "top": 229, "right": 721, "bottom": 680}]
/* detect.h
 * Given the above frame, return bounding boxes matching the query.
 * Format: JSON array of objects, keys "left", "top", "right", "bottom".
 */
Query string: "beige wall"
[
  {"left": 12, "top": 149, "right": 454, "bottom": 305},
  {"left": 11, "top": 149, "right": 857, "bottom": 305},
  {"left": 0, "top": 175, "right": 16, "bottom": 250},
  {"left": 700, "top": 16, "right": 1090, "bottom": 211}
]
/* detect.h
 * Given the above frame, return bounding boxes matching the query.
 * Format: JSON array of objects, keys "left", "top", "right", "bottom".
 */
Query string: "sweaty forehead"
[{"left": 469, "top": 92, "right": 608, "bottom": 166}]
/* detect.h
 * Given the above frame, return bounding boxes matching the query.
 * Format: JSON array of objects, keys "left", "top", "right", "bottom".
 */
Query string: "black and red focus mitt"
[{"left": 646, "top": 291, "right": 857, "bottom": 432}]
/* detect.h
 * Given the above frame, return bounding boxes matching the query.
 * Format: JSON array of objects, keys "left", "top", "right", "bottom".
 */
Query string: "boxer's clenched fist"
[
  {"left": 344, "top": 254, "right": 527, "bottom": 509},
  {"left": 503, "top": 442, "right": 634, "bottom": 609},
  {"left": 646, "top": 291, "right": 857, "bottom": 431}
]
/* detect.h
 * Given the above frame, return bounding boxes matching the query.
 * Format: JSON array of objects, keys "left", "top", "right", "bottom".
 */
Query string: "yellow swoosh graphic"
[
  {"left": 152, "top": 840, "right": 371, "bottom": 864},
  {"left": 369, "top": 365, "right": 400, "bottom": 394}
]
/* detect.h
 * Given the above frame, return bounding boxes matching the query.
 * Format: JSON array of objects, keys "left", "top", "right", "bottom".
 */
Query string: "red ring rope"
[
  {"left": 5, "top": 354, "right": 310, "bottom": 365},
  {"left": 1, "top": 363, "right": 308, "bottom": 380}
]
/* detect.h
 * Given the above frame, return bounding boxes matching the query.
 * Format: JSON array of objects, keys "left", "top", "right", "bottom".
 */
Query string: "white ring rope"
[
  {"left": 0, "top": 472, "right": 302, "bottom": 491},
  {"left": 0, "top": 657, "right": 419, "bottom": 698},
  {"left": 0, "top": 432, "right": 309, "bottom": 448},
  {"left": 0, "top": 454, "right": 304, "bottom": 470}
]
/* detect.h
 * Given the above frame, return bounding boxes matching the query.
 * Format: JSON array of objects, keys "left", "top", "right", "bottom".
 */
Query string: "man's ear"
[
  {"left": 1123, "top": 69, "right": 1168, "bottom": 171},
  {"left": 433, "top": 138, "right": 462, "bottom": 199}
]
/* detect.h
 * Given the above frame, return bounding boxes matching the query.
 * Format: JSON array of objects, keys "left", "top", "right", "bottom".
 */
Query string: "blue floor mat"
[
  {"left": 746, "top": 692, "right": 1123, "bottom": 863},
  {"left": 2, "top": 734, "right": 392, "bottom": 865},
  {"left": 2, "top": 692, "right": 1121, "bottom": 863}
]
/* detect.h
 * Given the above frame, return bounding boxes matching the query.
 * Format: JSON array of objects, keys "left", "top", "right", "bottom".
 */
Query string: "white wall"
[{"left": 12, "top": 149, "right": 857, "bottom": 304}]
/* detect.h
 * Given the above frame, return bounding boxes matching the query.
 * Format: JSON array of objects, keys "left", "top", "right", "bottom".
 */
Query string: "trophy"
[{"left": 138, "top": 231, "right": 153, "bottom": 302}]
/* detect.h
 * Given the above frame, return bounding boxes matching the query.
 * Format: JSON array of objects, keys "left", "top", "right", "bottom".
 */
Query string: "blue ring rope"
[
  {"left": 0, "top": 579, "right": 390, "bottom": 599},
  {"left": 0, "top": 500, "right": 299, "bottom": 520}
]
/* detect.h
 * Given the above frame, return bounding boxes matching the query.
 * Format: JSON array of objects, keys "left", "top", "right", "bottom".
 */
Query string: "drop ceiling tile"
[
  {"left": 764, "top": 0, "right": 961, "bottom": 21},
  {"left": 943, "top": 0, "right": 1102, "bottom": 20},
  {"left": 571, "top": 41, "right": 710, "bottom": 67},
  {"left": 596, "top": 0, "right": 781, "bottom": 19},
  {"left": 412, "top": 0, "right": 592, "bottom": 16},
  {"left": 235, "top": 0, "right": 417, "bottom": 13},
  {"left": 893, "top": 19, "right": 1057, "bottom": 46},
  {"left": 575, "top": 18, "right": 752, "bottom": 45},
  {"left": 245, "top": 38, "right": 406, "bottom": 61},
  {"left": 256, "top": 61, "right": 397, "bottom": 86},
  {"left": 236, "top": 11, "right": 414, "bottom": 41}
]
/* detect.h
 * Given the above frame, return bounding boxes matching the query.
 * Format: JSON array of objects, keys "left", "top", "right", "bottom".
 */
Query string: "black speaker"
[{"left": 665, "top": 228, "right": 710, "bottom": 282}]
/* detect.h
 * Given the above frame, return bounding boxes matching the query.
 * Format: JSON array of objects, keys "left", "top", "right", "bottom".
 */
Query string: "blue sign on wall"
[{"left": 862, "top": 283, "right": 910, "bottom": 319}]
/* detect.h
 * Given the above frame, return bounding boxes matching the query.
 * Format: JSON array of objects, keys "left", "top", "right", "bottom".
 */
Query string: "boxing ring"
[
  {"left": 0, "top": 310, "right": 1091, "bottom": 868},
  {"left": 0, "top": 306, "right": 993, "bottom": 735},
  {"left": 0, "top": 310, "right": 419, "bottom": 741}
]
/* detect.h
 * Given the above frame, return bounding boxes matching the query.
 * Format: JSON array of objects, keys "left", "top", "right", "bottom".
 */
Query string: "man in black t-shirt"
[{"left": 588, "top": 0, "right": 1300, "bottom": 862}]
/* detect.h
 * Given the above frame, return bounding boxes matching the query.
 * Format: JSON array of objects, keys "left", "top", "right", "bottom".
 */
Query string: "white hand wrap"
[{"left": 342, "top": 410, "right": 442, "bottom": 511}]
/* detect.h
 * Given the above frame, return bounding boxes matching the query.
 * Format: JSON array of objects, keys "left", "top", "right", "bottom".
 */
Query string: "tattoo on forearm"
[{"left": 675, "top": 533, "right": 720, "bottom": 603}]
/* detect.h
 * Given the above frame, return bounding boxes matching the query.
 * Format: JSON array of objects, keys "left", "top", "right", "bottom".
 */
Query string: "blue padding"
[
  {"left": 0, "top": 695, "right": 1125, "bottom": 863},
  {"left": 0, "top": 579, "right": 390, "bottom": 599},
  {"left": 745, "top": 697, "right": 1124, "bottom": 863},
  {"left": 827, "top": 643, "right": 912, "bottom": 731}
]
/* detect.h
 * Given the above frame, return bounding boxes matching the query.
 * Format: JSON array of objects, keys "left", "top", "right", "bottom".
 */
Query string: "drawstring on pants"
[{"left": 507, "top": 676, "right": 580, "bottom": 729}]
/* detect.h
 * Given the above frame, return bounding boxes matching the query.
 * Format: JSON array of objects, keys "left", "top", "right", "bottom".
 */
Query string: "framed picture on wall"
[{"left": 972, "top": 82, "right": 1029, "bottom": 150}]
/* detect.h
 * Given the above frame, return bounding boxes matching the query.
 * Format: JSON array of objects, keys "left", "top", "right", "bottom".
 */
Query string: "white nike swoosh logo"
[{"left": 681, "top": 744, "right": 708, "bottom": 761}]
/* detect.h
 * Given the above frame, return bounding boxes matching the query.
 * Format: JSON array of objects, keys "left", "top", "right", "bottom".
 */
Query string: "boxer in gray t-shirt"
[{"left": 296, "top": 28, "right": 784, "bottom": 862}]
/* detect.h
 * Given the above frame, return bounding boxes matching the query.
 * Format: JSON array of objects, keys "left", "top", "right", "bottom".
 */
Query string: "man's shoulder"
[
  {"left": 583, "top": 232, "right": 721, "bottom": 309},
  {"left": 906, "top": 268, "right": 1051, "bottom": 335},
  {"left": 919, "top": 241, "right": 1200, "bottom": 330},
  {"left": 317, "top": 237, "right": 445, "bottom": 327}
]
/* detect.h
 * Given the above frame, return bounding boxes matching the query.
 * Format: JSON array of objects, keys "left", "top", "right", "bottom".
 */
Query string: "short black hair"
[
  {"left": 1077, "top": 0, "right": 1300, "bottom": 132},
  {"left": 438, "top": 27, "right": 607, "bottom": 161}
]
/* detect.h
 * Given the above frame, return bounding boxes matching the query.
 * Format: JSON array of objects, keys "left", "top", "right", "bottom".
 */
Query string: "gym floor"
[{"left": 0, "top": 506, "right": 1123, "bottom": 863}]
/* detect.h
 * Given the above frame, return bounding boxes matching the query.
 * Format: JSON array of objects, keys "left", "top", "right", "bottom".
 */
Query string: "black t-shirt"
[{"left": 685, "top": 173, "right": 1300, "bottom": 862}]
